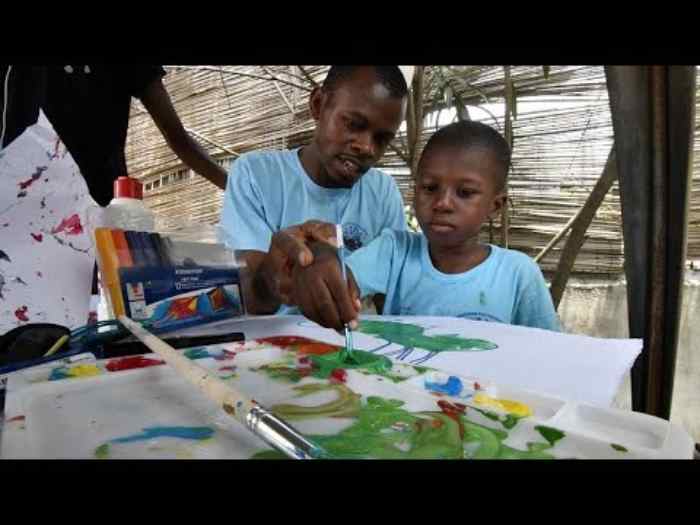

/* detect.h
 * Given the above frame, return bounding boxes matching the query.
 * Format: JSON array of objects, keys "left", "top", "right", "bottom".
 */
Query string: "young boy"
[{"left": 291, "top": 120, "right": 561, "bottom": 332}]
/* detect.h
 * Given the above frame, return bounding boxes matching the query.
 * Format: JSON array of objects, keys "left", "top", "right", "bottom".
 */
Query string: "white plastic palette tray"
[{"left": 1, "top": 340, "right": 694, "bottom": 459}]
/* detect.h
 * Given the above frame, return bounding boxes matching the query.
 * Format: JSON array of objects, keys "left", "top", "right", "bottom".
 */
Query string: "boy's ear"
[{"left": 489, "top": 192, "right": 507, "bottom": 220}]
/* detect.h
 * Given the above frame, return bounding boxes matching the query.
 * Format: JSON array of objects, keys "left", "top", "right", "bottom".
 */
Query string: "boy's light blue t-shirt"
[
  {"left": 219, "top": 148, "right": 407, "bottom": 313},
  {"left": 346, "top": 229, "right": 561, "bottom": 331}
]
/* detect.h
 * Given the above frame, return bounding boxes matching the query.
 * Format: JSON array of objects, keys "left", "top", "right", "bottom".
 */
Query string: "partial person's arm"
[
  {"left": 291, "top": 241, "right": 362, "bottom": 330},
  {"left": 241, "top": 221, "right": 340, "bottom": 315},
  {"left": 140, "top": 80, "right": 227, "bottom": 190},
  {"left": 292, "top": 228, "right": 397, "bottom": 330}
]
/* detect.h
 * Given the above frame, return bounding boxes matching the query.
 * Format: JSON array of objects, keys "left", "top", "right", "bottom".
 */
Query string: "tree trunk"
[
  {"left": 550, "top": 146, "right": 618, "bottom": 309},
  {"left": 406, "top": 66, "right": 425, "bottom": 179}
]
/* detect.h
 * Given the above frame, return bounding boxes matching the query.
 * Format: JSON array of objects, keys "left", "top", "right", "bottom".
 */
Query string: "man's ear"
[{"left": 309, "top": 87, "right": 325, "bottom": 122}]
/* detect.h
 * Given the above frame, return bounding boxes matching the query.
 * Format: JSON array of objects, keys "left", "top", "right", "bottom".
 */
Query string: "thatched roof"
[{"left": 124, "top": 66, "right": 700, "bottom": 276}]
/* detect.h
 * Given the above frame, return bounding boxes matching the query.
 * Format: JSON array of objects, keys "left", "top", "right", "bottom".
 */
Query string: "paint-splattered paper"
[
  {"left": 0, "top": 111, "right": 101, "bottom": 333},
  {"left": 177, "top": 314, "right": 642, "bottom": 408},
  {"left": 1, "top": 334, "right": 689, "bottom": 459}
]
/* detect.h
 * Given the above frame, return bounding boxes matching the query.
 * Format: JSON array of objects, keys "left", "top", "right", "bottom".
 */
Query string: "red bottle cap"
[{"left": 113, "top": 176, "right": 143, "bottom": 199}]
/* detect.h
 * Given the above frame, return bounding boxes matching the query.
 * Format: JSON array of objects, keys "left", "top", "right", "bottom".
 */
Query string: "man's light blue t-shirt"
[
  {"left": 219, "top": 148, "right": 407, "bottom": 313},
  {"left": 346, "top": 229, "right": 561, "bottom": 331}
]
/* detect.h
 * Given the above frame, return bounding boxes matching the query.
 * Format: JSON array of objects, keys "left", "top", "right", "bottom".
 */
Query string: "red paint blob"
[
  {"left": 437, "top": 400, "right": 467, "bottom": 439},
  {"left": 105, "top": 356, "right": 165, "bottom": 372},
  {"left": 7, "top": 415, "right": 26, "bottom": 423},
  {"left": 18, "top": 172, "right": 42, "bottom": 190},
  {"left": 14, "top": 306, "right": 29, "bottom": 322},
  {"left": 257, "top": 336, "right": 317, "bottom": 347},
  {"left": 51, "top": 214, "right": 84, "bottom": 236},
  {"left": 31, "top": 233, "right": 43, "bottom": 242},
  {"left": 256, "top": 336, "right": 339, "bottom": 355},
  {"left": 219, "top": 366, "right": 236, "bottom": 372},
  {"left": 474, "top": 382, "right": 482, "bottom": 390},
  {"left": 330, "top": 368, "right": 348, "bottom": 384}
]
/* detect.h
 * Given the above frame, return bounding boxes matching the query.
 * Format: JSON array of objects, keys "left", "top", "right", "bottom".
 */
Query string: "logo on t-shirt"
[{"left": 342, "top": 223, "right": 368, "bottom": 251}]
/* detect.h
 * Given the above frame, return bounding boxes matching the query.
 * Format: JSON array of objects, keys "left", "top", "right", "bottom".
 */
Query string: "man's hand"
[
  {"left": 252, "top": 220, "right": 339, "bottom": 311},
  {"left": 290, "top": 241, "right": 361, "bottom": 331}
]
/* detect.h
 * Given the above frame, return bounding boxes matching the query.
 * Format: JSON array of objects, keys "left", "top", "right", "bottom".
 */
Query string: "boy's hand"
[
  {"left": 290, "top": 241, "right": 361, "bottom": 331},
  {"left": 258, "top": 220, "right": 338, "bottom": 306}
]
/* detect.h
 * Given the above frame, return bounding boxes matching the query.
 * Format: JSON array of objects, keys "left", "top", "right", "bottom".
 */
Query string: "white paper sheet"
[{"left": 0, "top": 111, "right": 101, "bottom": 333}]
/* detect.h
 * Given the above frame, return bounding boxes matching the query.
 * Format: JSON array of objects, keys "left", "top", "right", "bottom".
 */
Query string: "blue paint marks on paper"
[
  {"left": 425, "top": 375, "right": 463, "bottom": 396},
  {"left": 110, "top": 426, "right": 215, "bottom": 444}
]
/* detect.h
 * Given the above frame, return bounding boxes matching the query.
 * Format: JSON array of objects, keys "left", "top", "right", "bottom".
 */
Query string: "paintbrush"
[
  {"left": 335, "top": 224, "right": 355, "bottom": 364},
  {"left": 118, "top": 316, "right": 327, "bottom": 459}
]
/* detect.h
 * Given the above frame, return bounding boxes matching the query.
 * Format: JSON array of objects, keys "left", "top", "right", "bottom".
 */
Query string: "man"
[
  {"left": 41, "top": 65, "right": 228, "bottom": 203},
  {"left": 219, "top": 66, "right": 411, "bottom": 315},
  {"left": 1, "top": 65, "right": 227, "bottom": 203}
]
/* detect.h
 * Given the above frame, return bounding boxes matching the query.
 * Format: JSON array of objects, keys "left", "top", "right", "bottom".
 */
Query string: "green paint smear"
[
  {"left": 253, "top": 349, "right": 399, "bottom": 384},
  {"left": 251, "top": 354, "right": 303, "bottom": 383},
  {"left": 535, "top": 425, "right": 566, "bottom": 447},
  {"left": 271, "top": 383, "right": 361, "bottom": 420},
  {"left": 309, "top": 350, "right": 393, "bottom": 379},
  {"left": 470, "top": 406, "right": 523, "bottom": 430},
  {"left": 611, "top": 443, "right": 628, "bottom": 452},
  {"left": 253, "top": 393, "right": 556, "bottom": 460},
  {"left": 358, "top": 320, "right": 498, "bottom": 353},
  {"left": 94, "top": 443, "right": 110, "bottom": 459}
]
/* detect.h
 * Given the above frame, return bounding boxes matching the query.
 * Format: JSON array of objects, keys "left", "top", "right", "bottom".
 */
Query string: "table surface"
[{"left": 0, "top": 315, "right": 695, "bottom": 459}]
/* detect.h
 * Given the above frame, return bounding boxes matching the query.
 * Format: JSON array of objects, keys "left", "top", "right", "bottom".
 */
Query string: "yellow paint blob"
[
  {"left": 67, "top": 364, "right": 102, "bottom": 378},
  {"left": 473, "top": 393, "right": 533, "bottom": 418}
]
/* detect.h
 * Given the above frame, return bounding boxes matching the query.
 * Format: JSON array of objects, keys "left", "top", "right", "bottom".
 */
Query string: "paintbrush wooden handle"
[{"left": 118, "top": 316, "right": 254, "bottom": 424}]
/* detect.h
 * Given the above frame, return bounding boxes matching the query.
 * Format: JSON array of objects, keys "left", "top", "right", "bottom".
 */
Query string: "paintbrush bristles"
[{"left": 118, "top": 316, "right": 255, "bottom": 424}]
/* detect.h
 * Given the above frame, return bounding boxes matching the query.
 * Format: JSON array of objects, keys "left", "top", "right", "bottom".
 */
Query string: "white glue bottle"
[
  {"left": 104, "top": 176, "right": 156, "bottom": 231},
  {"left": 96, "top": 176, "right": 156, "bottom": 322}
]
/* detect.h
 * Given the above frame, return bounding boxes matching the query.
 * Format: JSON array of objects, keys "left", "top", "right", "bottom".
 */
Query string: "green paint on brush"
[
  {"left": 358, "top": 320, "right": 498, "bottom": 353},
  {"left": 94, "top": 443, "right": 110, "bottom": 459},
  {"left": 611, "top": 443, "right": 628, "bottom": 452}
]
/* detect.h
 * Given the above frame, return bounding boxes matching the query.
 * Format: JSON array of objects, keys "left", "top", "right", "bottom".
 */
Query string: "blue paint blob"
[
  {"left": 110, "top": 426, "right": 215, "bottom": 444},
  {"left": 183, "top": 347, "right": 213, "bottom": 360},
  {"left": 425, "top": 376, "right": 463, "bottom": 396},
  {"left": 48, "top": 367, "right": 70, "bottom": 381}
]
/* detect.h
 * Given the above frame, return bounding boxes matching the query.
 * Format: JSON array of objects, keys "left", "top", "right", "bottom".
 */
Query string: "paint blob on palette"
[
  {"left": 0, "top": 336, "right": 693, "bottom": 459},
  {"left": 10, "top": 346, "right": 238, "bottom": 386}
]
